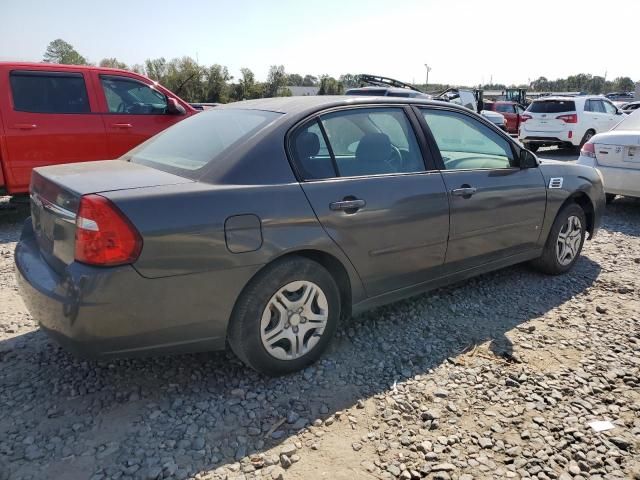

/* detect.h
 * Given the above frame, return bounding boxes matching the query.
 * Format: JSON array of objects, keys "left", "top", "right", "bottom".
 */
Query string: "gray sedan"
[{"left": 15, "top": 96, "right": 605, "bottom": 375}]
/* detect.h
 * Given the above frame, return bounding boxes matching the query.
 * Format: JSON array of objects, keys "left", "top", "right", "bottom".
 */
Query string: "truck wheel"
[
  {"left": 227, "top": 256, "right": 341, "bottom": 376},
  {"left": 531, "top": 203, "right": 586, "bottom": 275}
]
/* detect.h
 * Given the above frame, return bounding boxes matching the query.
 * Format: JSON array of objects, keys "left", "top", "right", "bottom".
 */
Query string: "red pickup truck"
[
  {"left": 483, "top": 101, "right": 526, "bottom": 134},
  {"left": 0, "top": 62, "right": 196, "bottom": 195}
]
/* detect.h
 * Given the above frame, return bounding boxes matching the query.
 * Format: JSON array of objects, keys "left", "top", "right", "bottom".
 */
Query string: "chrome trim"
[{"left": 31, "top": 193, "right": 77, "bottom": 224}]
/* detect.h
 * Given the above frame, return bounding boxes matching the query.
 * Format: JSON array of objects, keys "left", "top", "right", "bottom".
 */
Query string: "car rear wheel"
[
  {"left": 531, "top": 203, "right": 586, "bottom": 275},
  {"left": 227, "top": 256, "right": 341, "bottom": 376}
]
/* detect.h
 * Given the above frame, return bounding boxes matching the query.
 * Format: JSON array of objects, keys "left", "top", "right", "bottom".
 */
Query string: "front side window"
[
  {"left": 10, "top": 71, "right": 90, "bottom": 114},
  {"left": 602, "top": 101, "right": 618, "bottom": 114},
  {"left": 100, "top": 76, "right": 168, "bottom": 114},
  {"left": 291, "top": 108, "right": 425, "bottom": 179},
  {"left": 590, "top": 100, "right": 606, "bottom": 113},
  {"left": 422, "top": 109, "right": 515, "bottom": 170}
]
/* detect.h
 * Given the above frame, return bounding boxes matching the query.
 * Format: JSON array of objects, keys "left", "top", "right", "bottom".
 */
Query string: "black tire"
[
  {"left": 605, "top": 193, "right": 616, "bottom": 204},
  {"left": 579, "top": 129, "right": 595, "bottom": 150},
  {"left": 531, "top": 203, "right": 586, "bottom": 275},
  {"left": 227, "top": 256, "right": 341, "bottom": 376}
]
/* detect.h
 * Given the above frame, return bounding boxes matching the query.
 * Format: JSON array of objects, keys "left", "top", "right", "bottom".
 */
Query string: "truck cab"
[{"left": 0, "top": 62, "right": 196, "bottom": 195}]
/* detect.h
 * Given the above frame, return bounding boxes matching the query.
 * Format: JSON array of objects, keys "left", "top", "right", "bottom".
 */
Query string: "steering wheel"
[{"left": 384, "top": 144, "right": 403, "bottom": 171}]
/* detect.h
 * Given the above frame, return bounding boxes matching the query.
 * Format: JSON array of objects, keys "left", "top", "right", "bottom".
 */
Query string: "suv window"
[
  {"left": 10, "top": 71, "right": 90, "bottom": 114},
  {"left": 586, "top": 99, "right": 606, "bottom": 113},
  {"left": 291, "top": 108, "right": 425, "bottom": 179},
  {"left": 528, "top": 100, "right": 576, "bottom": 113},
  {"left": 602, "top": 101, "right": 618, "bottom": 114},
  {"left": 100, "top": 75, "right": 168, "bottom": 114},
  {"left": 422, "top": 109, "right": 515, "bottom": 170}
]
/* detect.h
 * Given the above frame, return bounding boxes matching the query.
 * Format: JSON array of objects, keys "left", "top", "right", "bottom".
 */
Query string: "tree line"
[{"left": 42, "top": 39, "right": 637, "bottom": 103}]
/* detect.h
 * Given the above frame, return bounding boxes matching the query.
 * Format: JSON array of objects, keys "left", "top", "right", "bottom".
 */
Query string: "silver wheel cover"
[
  {"left": 260, "top": 281, "right": 329, "bottom": 361},
  {"left": 556, "top": 215, "right": 583, "bottom": 266}
]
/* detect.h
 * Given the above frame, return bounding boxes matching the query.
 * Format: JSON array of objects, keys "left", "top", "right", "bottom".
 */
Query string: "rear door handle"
[
  {"left": 111, "top": 123, "right": 133, "bottom": 129},
  {"left": 451, "top": 187, "right": 477, "bottom": 197},
  {"left": 12, "top": 123, "right": 37, "bottom": 130},
  {"left": 329, "top": 199, "right": 366, "bottom": 212}
]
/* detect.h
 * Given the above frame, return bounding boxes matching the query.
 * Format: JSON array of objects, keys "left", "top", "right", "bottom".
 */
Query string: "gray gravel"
[{"left": 0, "top": 195, "right": 639, "bottom": 480}]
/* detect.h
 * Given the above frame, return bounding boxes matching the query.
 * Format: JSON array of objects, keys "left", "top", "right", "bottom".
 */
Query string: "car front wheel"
[
  {"left": 531, "top": 203, "right": 586, "bottom": 275},
  {"left": 228, "top": 256, "right": 341, "bottom": 376}
]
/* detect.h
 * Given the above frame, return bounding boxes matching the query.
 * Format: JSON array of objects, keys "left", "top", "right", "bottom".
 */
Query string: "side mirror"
[
  {"left": 519, "top": 149, "right": 538, "bottom": 169},
  {"left": 167, "top": 98, "right": 186, "bottom": 115}
]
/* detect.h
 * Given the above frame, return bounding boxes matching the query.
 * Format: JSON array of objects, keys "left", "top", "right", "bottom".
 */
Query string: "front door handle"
[
  {"left": 111, "top": 123, "right": 133, "bottom": 129},
  {"left": 11, "top": 123, "right": 37, "bottom": 130},
  {"left": 329, "top": 198, "right": 366, "bottom": 213},
  {"left": 451, "top": 186, "right": 477, "bottom": 197}
]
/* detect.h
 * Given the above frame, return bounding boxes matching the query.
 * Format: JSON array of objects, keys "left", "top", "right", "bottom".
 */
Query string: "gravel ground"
[{"left": 0, "top": 195, "right": 639, "bottom": 480}]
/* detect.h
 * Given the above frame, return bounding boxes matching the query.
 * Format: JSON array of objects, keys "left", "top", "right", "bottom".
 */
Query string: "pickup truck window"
[
  {"left": 100, "top": 75, "right": 168, "bottom": 115},
  {"left": 9, "top": 71, "right": 90, "bottom": 114}
]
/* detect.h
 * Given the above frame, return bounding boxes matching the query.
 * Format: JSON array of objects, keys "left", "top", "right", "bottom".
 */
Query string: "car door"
[
  {"left": 290, "top": 106, "right": 450, "bottom": 297},
  {"left": 416, "top": 107, "right": 547, "bottom": 268},
  {"left": 95, "top": 73, "right": 186, "bottom": 157},
  {"left": 588, "top": 99, "right": 610, "bottom": 133},
  {"left": 602, "top": 99, "right": 623, "bottom": 130},
  {"left": 1, "top": 69, "right": 107, "bottom": 194}
]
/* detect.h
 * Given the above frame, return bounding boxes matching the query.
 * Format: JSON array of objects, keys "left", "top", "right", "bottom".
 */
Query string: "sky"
[{"left": 1, "top": 0, "right": 638, "bottom": 87}]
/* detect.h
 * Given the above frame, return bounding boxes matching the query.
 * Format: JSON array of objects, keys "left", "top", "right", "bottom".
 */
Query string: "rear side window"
[
  {"left": 345, "top": 89, "right": 387, "bottom": 96},
  {"left": 290, "top": 107, "right": 425, "bottom": 179},
  {"left": 527, "top": 100, "right": 576, "bottom": 113},
  {"left": 495, "top": 103, "right": 515, "bottom": 113},
  {"left": 10, "top": 71, "right": 90, "bottom": 114},
  {"left": 128, "top": 109, "right": 281, "bottom": 172}
]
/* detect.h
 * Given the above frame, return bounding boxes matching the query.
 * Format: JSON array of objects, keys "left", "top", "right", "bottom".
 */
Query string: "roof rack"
[{"left": 357, "top": 74, "right": 424, "bottom": 93}]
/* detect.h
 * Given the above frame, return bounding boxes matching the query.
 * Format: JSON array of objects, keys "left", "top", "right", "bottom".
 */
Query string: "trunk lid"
[
  {"left": 594, "top": 134, "right": 640, "bottom": 169},
  {"left": 525, "top": 99, "right": 576, "bottom": 133},
  {"left": 30, "top": 160, "right": 193, "bottom": 272}
]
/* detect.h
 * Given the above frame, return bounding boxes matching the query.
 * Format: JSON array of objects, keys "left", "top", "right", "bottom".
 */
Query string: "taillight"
[
  {"left": 75, "top": 195, "right": 142, "bottom": 266},
  {"left": 556, "top": 113, "right": 578, "bottom": 123},
  {"left": 520, "top": 114, "right": 532, "bottom": 122},
  {"left": 580, "top": 142, "right": 596, "bottom": 158}
]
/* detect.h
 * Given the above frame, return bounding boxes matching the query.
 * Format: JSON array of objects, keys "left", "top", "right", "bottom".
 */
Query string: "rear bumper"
[
  {"left": 15, "top": 220, "right": 260, "bottom": 359},
  {"left": 578, "top": 157, "right": 640, "bottom": 198},
  {"left": 520, "top": 127, "right": 578, "bottom": 146}
]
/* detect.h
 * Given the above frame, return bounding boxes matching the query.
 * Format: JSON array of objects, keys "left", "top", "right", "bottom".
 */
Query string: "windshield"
[
  {"left": 127, "top": 109, "right": 282, "bottom": 173},
  {"left": 613, "top": 109, "right": 640, "bottom": 131},
  {"left": 527, "top": 100, "right": 576, "bottom": 113}
]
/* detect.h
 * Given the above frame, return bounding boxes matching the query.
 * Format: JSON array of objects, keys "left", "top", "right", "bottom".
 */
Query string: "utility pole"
[{"left": 424, "top": 64, "right": 432, "bottom": 89}]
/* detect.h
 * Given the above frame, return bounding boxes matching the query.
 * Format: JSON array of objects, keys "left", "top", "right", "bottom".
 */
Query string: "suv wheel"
[
  {"left": 579, "top": 130, "right": 595, "bottom": 149},
  {"left": 531, "top": 203, "right": 586, "bottom": 275},
  {"left": 228, "top": 256, "right": 341, "bottom": 376}
]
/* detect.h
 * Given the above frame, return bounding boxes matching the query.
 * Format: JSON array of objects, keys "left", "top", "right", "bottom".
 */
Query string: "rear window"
[
  {"left": 527, "top": 100, "right": 576, "bottom": 114},
  {"left": 346, "top": 89, "right": 387, "bottom": 96},
  {"left": 127, "top": 109, "right": 281, "bottom": 172},
  {"left": 613, "top": 109, "right": 640, "bottom": 131},
  {"left": 495, "top": 103, "right": 514, "bottom": 113},
  {"left": 10, "top": 71, "right": 90, "bottom": 114}
]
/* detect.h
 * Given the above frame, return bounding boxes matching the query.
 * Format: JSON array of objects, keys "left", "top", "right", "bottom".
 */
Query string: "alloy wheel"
[
  {"left": 556, "top": 215, "right": 583, "bottom": 266},
  {"left": 260, "top": 281, "right": 329, "bottom": 360}
]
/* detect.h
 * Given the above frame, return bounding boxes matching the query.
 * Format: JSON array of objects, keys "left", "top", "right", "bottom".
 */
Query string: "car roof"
[
  {"left": 0, "top": 61, "right": 136, "bottom": 77},
  {"left": 216, "top": 95, "right": 461, "bottom": 116}
]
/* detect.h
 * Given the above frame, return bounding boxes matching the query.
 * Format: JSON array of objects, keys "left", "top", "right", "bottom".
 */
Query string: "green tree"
[
  {"left": 144, "top": 57, "right": 168, "bottom": 83},
  {"left": 318, "top": 75, "right": 343, "bottom": 95},
  {"left": 130, "top": 64, "right": 146, "bottom": 75},
  {"left": 233, "top": 67, "right": 262, "bottom": 100},
  {"left": 286, "top": 73, "right": 304, "bottom": 86},
  {"left": 339, "top": 73, "right": 358, "bottom": 88},
  {"left": 611, "top": 76, "right": 636, "bottom": 92},
  {"left": 164, "top": 57, "right": 205, "bottom": 102},
  {"left": 99, "top": 58, "right": 128, "bottom": 69},
  {"left": 265, "top": 65, "right": 287, "bottom": 98},
  {"left": 203, "top": 64, "right": 231, "bottom": 103},
  {"left": 302, "top": 74, "right": 318, "bottom": 86},
  {"left": 43, "top": 39, "right": 88, "bottom": 65}
]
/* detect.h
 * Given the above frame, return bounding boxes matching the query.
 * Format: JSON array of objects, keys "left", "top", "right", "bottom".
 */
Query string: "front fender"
[{"left": 537, "top": 160, "right": 605, "bottom": 242}]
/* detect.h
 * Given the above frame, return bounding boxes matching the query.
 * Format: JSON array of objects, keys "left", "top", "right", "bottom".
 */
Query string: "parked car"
[
  {"left": 577, "top": 109, "right": 640, "bottom": 202},
  {"left": 15, "top": 96, "right": 605, "bottom": 376},
  {"left": 483, "top": 101, "right": 526, "bottom": 134},
  {"left": 0, "top": 62, "right": 196, "bottom": 195},
  {"left": 620, "top": 101, "right": 640, "bottom": 114},
  {"left": 519, "top": 96, "right": 625, "bottom": 152}
]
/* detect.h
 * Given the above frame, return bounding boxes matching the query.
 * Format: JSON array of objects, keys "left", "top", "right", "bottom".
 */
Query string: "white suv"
[{"left": 519, "top": 96, "right": 625, "bottom": 152}]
